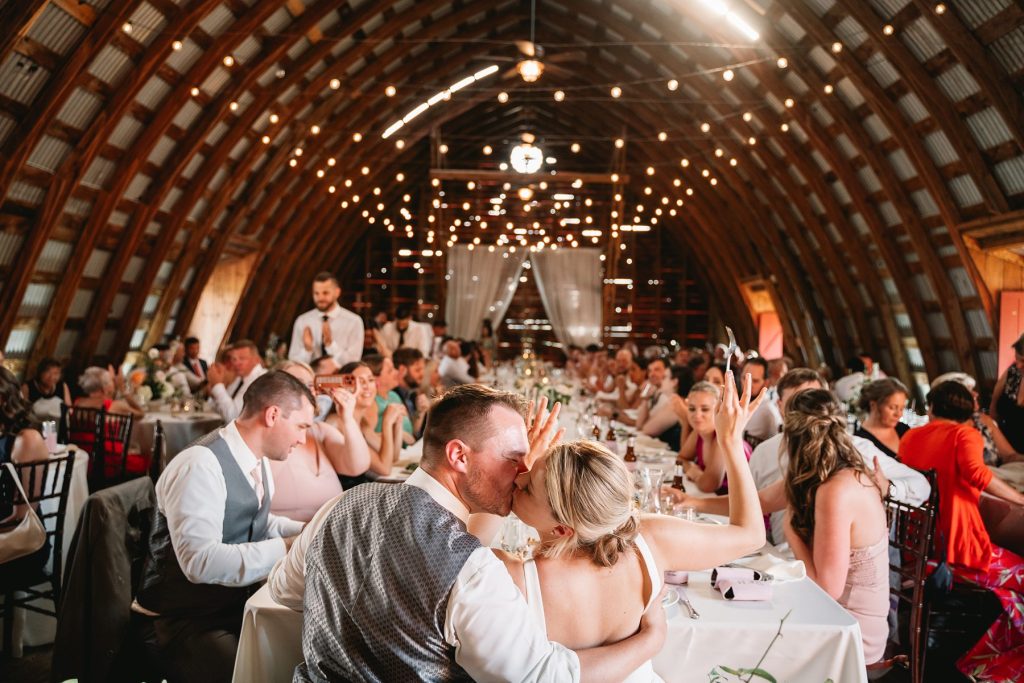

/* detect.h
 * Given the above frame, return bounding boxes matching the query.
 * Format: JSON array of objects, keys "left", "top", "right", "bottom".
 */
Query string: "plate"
[{"left": 661, "top": 588, "right": 680, "bottom": 608}]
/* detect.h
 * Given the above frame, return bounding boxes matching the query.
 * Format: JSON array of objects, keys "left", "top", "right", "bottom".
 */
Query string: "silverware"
[
  {"left": 677, "top": 587, "right": 700, "bottom": 619},
  {"left": 724, "top": 326, "right": 738, "bottom": 375}
]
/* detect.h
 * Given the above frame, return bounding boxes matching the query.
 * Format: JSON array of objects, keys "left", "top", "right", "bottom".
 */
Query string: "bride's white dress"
[{"left": 522, "top": 533, "right": 665, "bottom": 683}]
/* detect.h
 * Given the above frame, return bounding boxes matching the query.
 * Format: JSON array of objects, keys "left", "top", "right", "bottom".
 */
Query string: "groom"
[{"left": 297, "top": 384, "right": 665, "bottom": 681}]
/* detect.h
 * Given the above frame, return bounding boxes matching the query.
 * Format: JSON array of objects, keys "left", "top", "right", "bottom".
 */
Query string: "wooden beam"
[{"left": 428, "top": 169, "right": 628, "bottom": 184}]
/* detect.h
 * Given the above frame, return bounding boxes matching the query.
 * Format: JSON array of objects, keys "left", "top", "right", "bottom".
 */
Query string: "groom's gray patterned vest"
[
  {"left": 296, "top": 482, "right": 480, "bottom": 682},
  {"left": 137, "top": 430, "right": 270, "bottom": 616}
]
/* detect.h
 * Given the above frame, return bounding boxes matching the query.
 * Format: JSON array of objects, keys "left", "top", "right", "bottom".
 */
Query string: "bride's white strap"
[
  {"left": 522, "top": 558, "right": 548, "bottom": 635},
  {"left": 634, "top": 534, "right": 663, "bottom": 613}
]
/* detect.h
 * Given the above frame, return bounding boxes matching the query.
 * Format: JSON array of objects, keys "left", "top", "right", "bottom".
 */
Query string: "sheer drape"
[
  {"left": 529, "top": 248, "right": 603, "bottom": 347},
  {"left": 444, "top": 245, "right": 526, "bottom": 340}
]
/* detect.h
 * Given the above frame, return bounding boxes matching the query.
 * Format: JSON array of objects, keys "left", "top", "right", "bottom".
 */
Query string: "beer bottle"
[
  {"left": 672, "top": 464, "right": 684, "bottom": 490},
  {"left": 624, "top": 436, "right": 637, "bottom": 471}
]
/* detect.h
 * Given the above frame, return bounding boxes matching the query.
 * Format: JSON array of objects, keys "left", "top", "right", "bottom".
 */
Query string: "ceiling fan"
[{"left": 479, "top": 0, "right": 585, "bottom": 82}]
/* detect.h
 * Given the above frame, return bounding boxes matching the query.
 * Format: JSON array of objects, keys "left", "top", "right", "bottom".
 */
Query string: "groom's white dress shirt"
[{"left": 288, "top": 304, "right": 364, "bottom": 367}]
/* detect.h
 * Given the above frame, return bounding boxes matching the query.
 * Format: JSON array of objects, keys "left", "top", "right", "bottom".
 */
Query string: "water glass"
[{"left": 678, "top": 506, "right": 696, "bottom": 522}]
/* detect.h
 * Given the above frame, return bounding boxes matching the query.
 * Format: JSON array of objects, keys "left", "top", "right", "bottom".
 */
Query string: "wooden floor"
[{"left": 1, "top": 644, "right": 51, "bottom": 683}]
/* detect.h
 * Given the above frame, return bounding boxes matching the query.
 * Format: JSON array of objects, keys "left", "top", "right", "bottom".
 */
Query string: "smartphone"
[{"left": 314, "top": 374, "right": 356, "bottom": 393}]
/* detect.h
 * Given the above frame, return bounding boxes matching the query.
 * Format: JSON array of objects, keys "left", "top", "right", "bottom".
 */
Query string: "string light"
[
  {"left": 189, "top": 86, "right": 200, "bottom": 97},
  {"left": 554, "top": 90, "right": 565, "bottom": 102},
  {"left": 222, "top": 55, "right": 234, "bottom": 67},
  {"left": 498, "top": 91, "right": 509, "bottom": 103},
  {"left": 395, "top": 139, "right": 405, "bottom": 149},
  {"left": 261, "top": 135, "right": 271, "bottom": 144},
  {"left": 784, "top": 98, "right": 795, "bottom": 108},
  {"left": 657, "top": 131, "right": 668, "bottom": 142},
  {"left": 310, "top": 125, "right": 321, "bottom": 135},
  {"left": 700, "top": 122, "right": 711, "bottom": 133},
  {"left": 172, "top": 40, "right": 183, "bottom": 51},
  {"left": 330, "top": 78, "right": 341, "bottom": 90},
  {"left": 294, "top": 148, "right": 303, "bottom": 156},
  {"left": 352, "top": 132, "right": 362, "bottom": 142},
  {"left": 777, "top": 57, "right": 788, "bottom": 69},
  {"left": 742, "top": 112, "right": 753, "bottom": 122},
  {"left": 571, "top": 142, "right": 581, "bottom": 153},
  {"left": 121, "top": 21, "right": 133, "bottom": 34},
  {"left": 934, "top": 3, "right": 946, "bottom": 14},
  {"left": 823, "top": 84, "right": 834, "bottom": 94},
  {"left": 748, "top": 136, "right": 756, "bottom": 145},
  {"left": 667, "top": 79, "right": 679, "bottom": 91},
  {"left": 385, "top": 85, "right": 397, "bottom": 97},
  {"left": 831, "top": 41, "right": 843, "bottom": 54},
  {"left": 610, "top": 86, "right": 622, "bottom": 98},
  {"left": 780, "top": 123, "right": 790, "bottom": 132},
  {"left": 229, "top": 101, "right": 238, "bottom": 111},
  {"left": 269, "top": 113, "right": 280, "bottom": 124},
  {"left": 614, "top": 138, "right": 624, "bottom": 149},
  {"left": 680, "top": 158, "right": 690, "bottom": 167},
  {"left": 722, "top": 69, "right": 734, "bottom": 81},
  {"left": 882, "top": 24, "right": 894, "bottom": 36}
]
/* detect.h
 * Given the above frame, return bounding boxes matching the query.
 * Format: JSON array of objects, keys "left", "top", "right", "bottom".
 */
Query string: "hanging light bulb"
[{"left": 517, "top": 59, "right": 544, "bottom": 82}]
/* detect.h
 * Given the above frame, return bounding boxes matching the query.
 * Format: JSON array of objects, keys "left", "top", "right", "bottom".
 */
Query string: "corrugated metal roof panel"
[
  {"left": 901, "top": 16, "right": 945, "bottom": 62},
  {"left": 850, "top": 212, "right": 871, "bottom": 237},
  {"left": 198, "top": 5, "right": 235, "bottom": 38},
  {"left": 234, "top": 36, "right": 262, "bottom": 64},
  {"left": 862, "top": 114, "right": 892, "bottom": 143},
  {"left": 82, "top": 154, "right": 117, "bottom": 189},
  {"left": 865, "top": 54, "right": 900, "bottom": 89},
  {"left": 55, "top": 329, "right": 79, "bottom": 359},
  {"left": 833, "top": 17, "right": 867, "bottom": 50},
  {"left": 125, "top": 174, "right": 151, "bottom": 201},
  {"left": 26, "top": 135, "right": 73, "bottom": 173},
  {"left": 165, "top": 41, "right": 201, "bottom": 75},
  {"left": 160, "top": 186, "right": 184, "bottom": 212},
  {"left": 831, "top": 180, "right": 852, "bottom": 206},
  {"left": 181, "top": 153, "right": 204, "bottom": 180},
  {"left": 0, "top": 232, "right": 24, "bottom": 269},
  {"left": 109, "top": 211, "right": 130, "bottom": 226},
  {"left": 229, "top": 136, "right": 251, "bottom": 161},
  {"left": 888, "top": 149, "right": 916, "bottom": 181},
  {"left": 148, "top": 135, "right": 176, "bottom": 166},
  {"left": 0, "top": 114, "right": 16, "bottom": 147},
  {"left": 922, "top": 130, "right": 958, "bottom": 166},
  {"left": 951, "top": 267, "right": 980, "bottom": 299},
  {"left": 111, "top": 293, "right": 129, "bottom": 318},
  {"left": 774, "top": 12, "right": 806, "bottom": 43},
  {"left": 993, "top": 155, "right": 1024, "bottom": 195},
  {"left": 857, "top": 165, "right": 883, "bottom": 193},
  {"left": 910, "top": 189, "right": 939, "bottom": 217},
  {"left": 145, "top": 220, "right": 161, "bottom": 236},
  {"left": 18, "top": 283, "right": 56, "bottom": 316},
  {"left": 135, "top": 76, "right": 172, "bottom": 110},
  {"left": 835, "top": 77, "right": 865, "bottom": 108},
  {"left": 5, "top": 329, "right": 39, "bottom": 358},
  {"left": 55, "top": 87, "right": 103, "bottom": 130},
  {"left": 83, "top": 249, "right": 112, "bottom": 278},
  {"left": 171, "top": 99, "right": 202, "bottom": 131},
  {"left": 955, "top": 0, "right": 1012, "bottom": 29},
  {"left": 877, "top": 201, "right": 900, "bottom": 226},
  {"left": 124, "top": 256, "right": 145, "bottom": 281},
  {"left": 911, "top": 273, "right": 937, "bottom": 301},
  {"left": 64, "top": 197, "right": 92, "bottom": 218},
  {"left": 109, "top": 115, "right": 145, "bottom": 150},
  {"left": 200, "top": 66, "right": 230, "bottom": 97},
  {"left": 948, "top": 175, "right": 984, "bottom": 208},
  {"left": 895, "top": 92, "right": 928, "bottom": 124},
  {"left": 27, "top": 4, "right": 87, "bottom": 55},
  {"left": 98, "top": 329, "right": 117, "bottom": 355},
  {"left": 209, "top": 167, "right": 229, "bottom": 192},
  {"left": 205, "top": 121, "right": 229, "bottom": 148},
  {"left": 126, "top": 2, "right": 168, "bottom": 48},
  {"left": 188, "top": 198, "right": 208, "bottom": 222},
  {"left": 988, "top": 28, "right": 1024, "bottom": 75},
  {"left": 68, "top": 290, "right": 93, "bottom": 318},
  {"left": 965, "top": 106, "right": 1014, "bottom": 149},
  {"left": 934, "top": 65, "right": 982, "bottom": 107},
  {"left": 278, "top": 83, "right": 300, "bottom": 106},
  {"left": 782, "top": 71, "right": 809, "bottom": 95},
  {"left": 144, "top": 292, "right": 161, "bottom": 314},
  {"left": 263, "top": 6, "right": 291, "bottom": 33},
  {"left": 869, "top": 0, "right": 911, "bottom": 16},
  {"left": 7, "top": 181, "right": 45, "bottom": 206},
  {"left": 87, "top": 45, "right": 133, "bottom": 87},
  {"left": 0, "top": 54, "right": 49, "bottom": 104}
]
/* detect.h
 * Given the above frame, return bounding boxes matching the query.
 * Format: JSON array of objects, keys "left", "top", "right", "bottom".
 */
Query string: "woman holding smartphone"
[{"left": 328, "top": 361, "right": 404, "bottom": 487}]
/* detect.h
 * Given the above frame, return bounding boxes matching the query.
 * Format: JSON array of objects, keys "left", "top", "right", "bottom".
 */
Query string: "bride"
[{"left": 495, "top": 371, "right": 766, "bottom": 681}]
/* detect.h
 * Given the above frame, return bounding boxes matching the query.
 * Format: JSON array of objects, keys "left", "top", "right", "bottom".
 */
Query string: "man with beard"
[
  {"left": 288, "top": 272, "right": 363, "bottom": 373},
  {"left": 297, "top": 385, "right": 666, "bottom": 682},
  {"left": 393, "top": 347, "right": 429, "bottom": 439}
]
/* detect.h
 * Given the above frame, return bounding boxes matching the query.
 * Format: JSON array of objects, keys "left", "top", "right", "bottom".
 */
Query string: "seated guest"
[
  {"left": 164, "top": 341, "right": 193, "bottom": 398},
  {"left": 833, "top": 356, "right": 867, "bottom": 403},
  {"left": 678, "top": 382, "right": 752, "bottom": 494},
  {"left": 206, "top": 339, "right": 266, "bottom": 422},
  {"left": 932, "top": 372, "right": 1023, "bottom": 466},
  {"left": 990, "top": 332, "right": 1024, "bottom": 453},
  {"left": 309, "top": 355, "right": 335, "bottom": 376},
  {"left": 136, "top": 372, "right": 311, "bottom": 683},
  {"left": 73, "top": 366, "right": 148, "bottom": 481},
  {"left": 702, "top": 362, "right": 726, "bottom": 389},
  {"left": 364, "top": 354, "right": 415, "bottom": 444},
  {"left": 393, "top": 347, "right": 430, "bottom": 438},
  {"left": 497, "top": 374, "right": 765, "bottom": 679},
  {"left": 741, "top": 357, "right": 782, "bottom": 447},
  {"left": 633, "top": 361, "right": 691, "bottom": 450},
  {"left": 597, "top": 356, "right": 648, "bottom": 410},
  {"left": 1, "top": 367, "right": 48, "bottom": 464},
  {"left": 325, "top": 361, "right": 402, "bottom": 480},
  {"left": 854, "top": 378, "right": 910, "bottom": 459},
  {"left": 781, "top": 389, "right": 890, "bottom": 665},
  {"left": 437, "top": 339, "right": 475, "bottom": 388},
  {"left": 180, "top": 336, "right": 208, "bottom": 391},
  {"left": 72, "top": 365, "right": 144, "bottom": 418},
  {"left": 900, "top": 381, "right": 1024, "bottom": 681},
  {"left": 21, "top": 357, "right": 71, "bottom": 422},
  {"left": 267, "top": 362, "right": 370, "bottom": 522},
  {"left": 671, "top": 369, "right": 930, "bottom": 545},
  {"left": 297, "top": 385, "right": 667, "bottom": 681},
  {"left": 379, "top": 306, "right": 432, "bottom": 357}
]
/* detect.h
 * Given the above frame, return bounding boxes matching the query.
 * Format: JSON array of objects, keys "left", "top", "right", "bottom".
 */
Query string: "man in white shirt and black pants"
[
  {"left": 298, "top": 385, "right": 665, "bottom": 682},
  {"left": 288, "top": 272, "right": 364, "bottom": 373},
  {"left": 138, "top": 371, "right": 314, "bottom": 682}
]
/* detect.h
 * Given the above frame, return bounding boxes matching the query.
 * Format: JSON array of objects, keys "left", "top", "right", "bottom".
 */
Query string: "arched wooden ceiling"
[{"left": 2, "top": 0, "right": 1023, "bottom": 384}]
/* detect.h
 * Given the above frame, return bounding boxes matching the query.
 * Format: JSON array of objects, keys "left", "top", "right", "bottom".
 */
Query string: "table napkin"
[{"left": 730, "top": 552, "right": 806, "bottom": 582}]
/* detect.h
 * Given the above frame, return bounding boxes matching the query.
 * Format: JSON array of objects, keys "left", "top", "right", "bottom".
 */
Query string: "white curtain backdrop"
[
  {"left": 444, "top": 245, "right": 526, "bottom": 340},
  {"left": 530, "top": 248, "right": 603, "bottom": 347}
]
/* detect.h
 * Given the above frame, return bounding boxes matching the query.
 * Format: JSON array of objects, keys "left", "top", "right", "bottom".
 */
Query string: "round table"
[{"left": 134, "top": 411, "right": 223, "bottom": 466}]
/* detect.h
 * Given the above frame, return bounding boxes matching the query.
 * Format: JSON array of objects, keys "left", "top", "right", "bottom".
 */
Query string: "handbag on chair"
[{"left": 0, "top": 462, "right": 47, "bottom": 563}]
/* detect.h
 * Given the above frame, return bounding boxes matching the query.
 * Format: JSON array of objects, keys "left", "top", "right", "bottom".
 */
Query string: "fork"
[
  {"left": 723, "top": 325, "right": 738, "bottom": 375},
  {"left": 677, "top": 587, "right": 700, "bottom": 619}
]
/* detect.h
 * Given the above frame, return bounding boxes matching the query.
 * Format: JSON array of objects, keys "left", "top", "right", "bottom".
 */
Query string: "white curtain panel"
[
  {"left": 530, "top": 248, "right": 603, "bottom": 347},
  {"left": 444, "top": 245, "right": 526, "bottom": 340}
]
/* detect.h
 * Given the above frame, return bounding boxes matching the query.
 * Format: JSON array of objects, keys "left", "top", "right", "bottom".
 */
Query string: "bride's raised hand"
[
  {"left": 525, "top": 396, "right": 564, "bottom": 469},
  {"left": 713, "top": 371, "right": 766, "bottom": 444}
]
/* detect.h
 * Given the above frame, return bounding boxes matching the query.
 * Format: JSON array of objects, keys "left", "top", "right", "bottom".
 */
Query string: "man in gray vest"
[
  {"left": 298, "top": 384, "right": 666, "bottom": 682},
  {"left": 138, "top": 371, "right": 314, "bottom": 682}
]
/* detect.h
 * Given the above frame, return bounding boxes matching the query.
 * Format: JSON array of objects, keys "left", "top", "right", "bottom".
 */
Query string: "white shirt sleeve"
[
  {"left": 268, "top": 492, "right": 343, "bottom": 611},
  {"left": 446, "top": 547, "right": 580, "bottom": 682},
  {"left": 289, "top": 313, "right": 313, "bottom": 364},
  {"left": 744, "top": 400, "right": 782, "bottom": 442},
  {"left": 156, "top": 448, "right": 289, "bottom": 587},
  {"left": 333, "top": 312, "right": 364, "bottom": 367},
  {"left": 854, "top": 436, "right": 931, "bottom": 506},
  {"left": 210, "top": 381, "right": 241, "bottom": 422},
  {"left": 640, "top": 394, "right": 678, "bottom": 437}
]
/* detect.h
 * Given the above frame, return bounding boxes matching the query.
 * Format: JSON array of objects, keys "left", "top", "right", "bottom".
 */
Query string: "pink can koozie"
[
  {"left": 664, "top": 570, "right": 689, "bottom": 585},
  {"left": 719, "top": 580, "right": 773, "bottom": 601},
  {"left": 711, "top": 566, "right": 763, "bottom": 589}
]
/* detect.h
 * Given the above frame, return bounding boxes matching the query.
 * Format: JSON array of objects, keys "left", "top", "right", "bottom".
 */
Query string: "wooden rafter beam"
[{"left": 428, "top": 169, "right": 628, "bottom": 184}]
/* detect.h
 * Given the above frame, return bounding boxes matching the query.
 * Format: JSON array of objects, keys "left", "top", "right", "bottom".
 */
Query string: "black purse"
[{"left": 925, "top": 530, "right": 953, "bottom": 599}]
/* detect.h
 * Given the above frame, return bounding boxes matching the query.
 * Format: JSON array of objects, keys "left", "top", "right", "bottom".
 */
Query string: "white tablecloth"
[
  {"left": 234, "top": 571, "right": 865, "bottom": 683},
  {"left": 134, "top": 411, "right": 223, "bottom": 464},
  {"left": 10, "top": 447, "right": 90, "bottom": 655}
]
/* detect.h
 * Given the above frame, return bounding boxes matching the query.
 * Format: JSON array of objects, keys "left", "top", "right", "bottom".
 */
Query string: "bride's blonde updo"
[{"left": 540, "top": 439, "right": 638, "bottom": 567}]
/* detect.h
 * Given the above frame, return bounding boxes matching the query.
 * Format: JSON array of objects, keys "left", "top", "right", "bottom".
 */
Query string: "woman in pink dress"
[
  {"left": 268, "top": 361, "right": 370, "bottom": 522},
  {"left": 782, "top": 389, "right": 889, "bottom": 665},
  {"left": 677, "top": 381, "right": 752, "bottom": 493}
]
